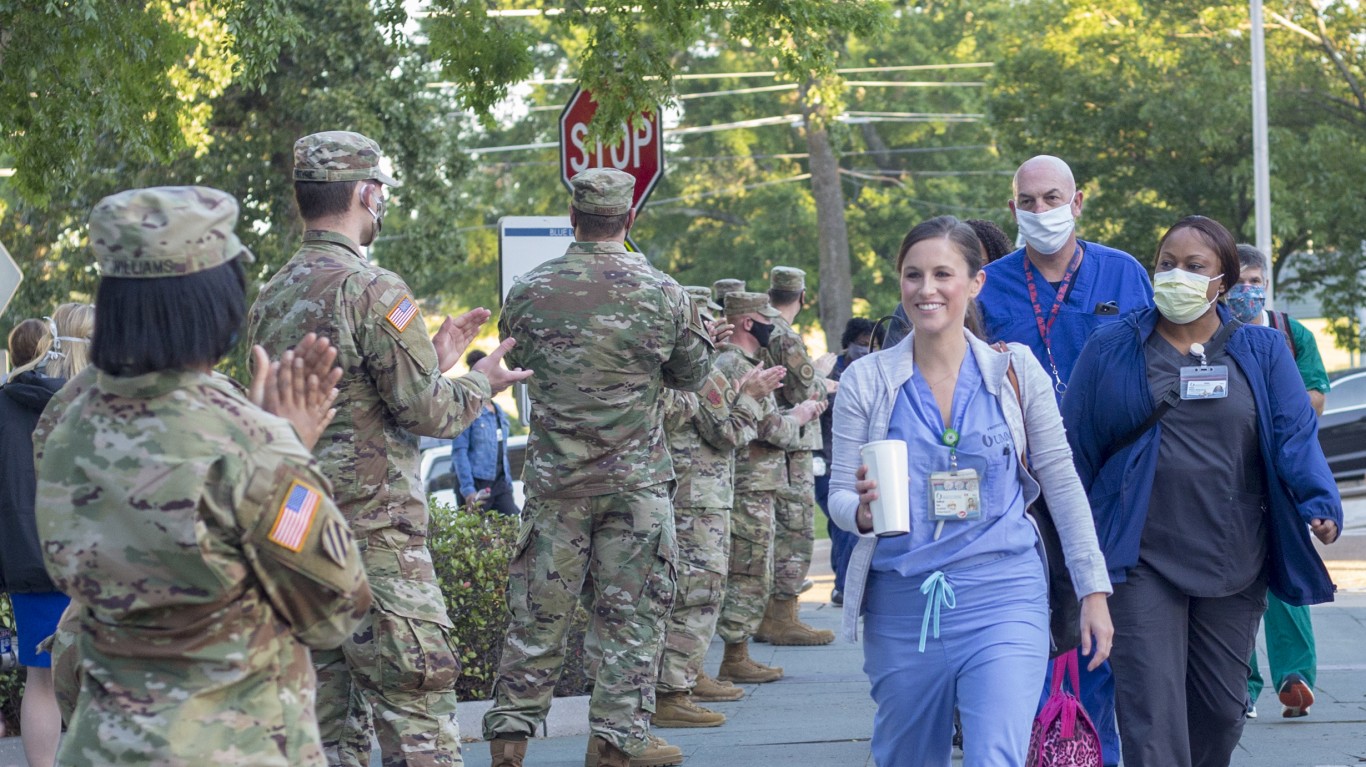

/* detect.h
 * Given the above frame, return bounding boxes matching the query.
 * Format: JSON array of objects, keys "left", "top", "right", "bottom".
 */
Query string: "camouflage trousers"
[
  {"left": 772, "top": 450, "right": 816, "bottom": 599},
  {"left": 658, "top": 505, "right": 730, "bottom": 692},
  {"left": 316, "top": 534, "right": 463, "bottom": 767},
  {"left": 717, "top": 490, "right": 775, "bottom": 644},
  {"left": 482, "top": 483, "right": 677, "bottom": 757}
]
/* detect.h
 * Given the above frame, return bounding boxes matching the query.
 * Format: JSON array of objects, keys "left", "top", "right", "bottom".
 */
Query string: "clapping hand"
[
  {"left": 472, "top": 338, "right": 533, "bottom": 394},
  {"left": 735, "top": 362, "right": 786, "bottom": 400},
  {"left": 433, "top": 308, "right": 492, "bottom": 373},
  {"left": 249, "top": 333, "right": 343, "bottom": 450},
  {"left": 705, "top": 319, "right": 734, "bottom": 345}
]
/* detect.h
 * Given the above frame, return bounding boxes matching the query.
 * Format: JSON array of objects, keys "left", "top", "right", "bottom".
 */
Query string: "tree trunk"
[{"left": 803, "top": 93, "right": 853, "bottom": 353}]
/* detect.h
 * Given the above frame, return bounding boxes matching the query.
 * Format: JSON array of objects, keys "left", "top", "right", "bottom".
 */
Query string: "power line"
[
  {"left": 643, "top": 174, "right": 812, "bottom": 207},
  {"left": 427, "top": 62, "right": 995, "bottom": 89}
]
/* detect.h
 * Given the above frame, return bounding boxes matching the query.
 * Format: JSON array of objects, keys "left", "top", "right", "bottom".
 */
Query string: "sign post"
[
  {"left": 559, "top": 88, "right": 664, "bottom": 215},
  {"left": 0, "top": 241, "right": 22, "bottom": 318}
]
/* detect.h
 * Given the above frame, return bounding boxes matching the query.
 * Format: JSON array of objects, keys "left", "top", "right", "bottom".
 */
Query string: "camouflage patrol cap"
[
  {"left": 684, "top": 286, "right": 723, "bottom": 314},
  {"left": 770, "top": 266, "right": 806, "bottom": 292},
  {"left": 712, "top": 278, "right": 746, "bottom": 302},
  {"left": 293, "top": 131, "right": 402, "bottom": 187},
  {"left": 89, "top": 186, "right": 254, "bottom": 279},
  {"left": 724, "top": 291, "right": 780, "bottom": 319},
  {"left": 570, "top": 168, "right": 635, "bottom": 215}
]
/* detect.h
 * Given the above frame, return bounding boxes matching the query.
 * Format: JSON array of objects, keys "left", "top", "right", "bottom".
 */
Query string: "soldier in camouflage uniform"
[
  {"left": 754, "top": 267, "right": 835, "bottom": 646},
  {"left": 248, "top": 132, "right": 530, "bottom": 767},
  {"left": 711, "top": 292, "right": 825, "bottom": 684},
  {"left": 482, "top": 169, "right": 714, "bottom": 767},
  {"left": 36, "top": 186, "right": 372, "bottom": 767},
  {"left": 711, "top": 278, "right": 746, "bottom": 305},
  {"left": 652, "top": 288, "right": 786, "bottom": 727}
]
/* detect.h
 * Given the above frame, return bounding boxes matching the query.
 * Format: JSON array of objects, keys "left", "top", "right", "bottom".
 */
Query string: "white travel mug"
[{"left": 860, "top": 439, "right": 910, "bottom": 537}]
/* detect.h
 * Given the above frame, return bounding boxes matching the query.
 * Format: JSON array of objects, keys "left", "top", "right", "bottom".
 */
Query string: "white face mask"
[
  {"left": 1014, "top": 202, "right": 1076, "bottom": 256},
  {"left": 1153, "top": 268, "right": 1222, "bottom": 325}
]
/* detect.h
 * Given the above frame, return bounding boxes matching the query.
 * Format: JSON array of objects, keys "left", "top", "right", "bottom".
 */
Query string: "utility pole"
[{"left": 1251, "top": 0, "right": 1274, "bottom": 308}]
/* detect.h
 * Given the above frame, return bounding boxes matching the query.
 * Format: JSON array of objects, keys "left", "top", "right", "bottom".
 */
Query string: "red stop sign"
[{"left": 559, "top": 88, "right": 664, "bottom": 212}]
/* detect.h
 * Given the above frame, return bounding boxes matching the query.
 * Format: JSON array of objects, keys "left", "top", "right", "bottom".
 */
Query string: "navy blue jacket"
[
  {"left": 0, "top": 371, "right": 65, "bottom": 593},
  {"left": 1061, "top": 306, "right": 1341, "bottom": 606}
]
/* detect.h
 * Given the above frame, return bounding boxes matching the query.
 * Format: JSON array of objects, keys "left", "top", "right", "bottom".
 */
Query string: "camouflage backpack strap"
[{"left": 1267, "top": 310, "right": 1297, "bottom": 358}]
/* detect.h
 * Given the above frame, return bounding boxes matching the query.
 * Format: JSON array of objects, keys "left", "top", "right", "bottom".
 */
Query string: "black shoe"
[
  {"left": 1278, "top": 672, "right": 1314, "bottom": 718},
  {"left": 830, "top": 589, "right": 843, "bottom": 606}
]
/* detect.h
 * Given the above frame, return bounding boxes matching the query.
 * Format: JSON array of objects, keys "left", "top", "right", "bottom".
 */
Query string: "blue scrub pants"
[
  {"left": 814, "top": 473, "right": 855, "bottom": 593},
  {"left": 862, "top": 551, "right": 1048, "bottom": 767}
]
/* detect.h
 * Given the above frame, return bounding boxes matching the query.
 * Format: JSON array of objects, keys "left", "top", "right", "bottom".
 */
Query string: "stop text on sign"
[{"left": 559, "top": 87, "right": 664, "bottom": 211}]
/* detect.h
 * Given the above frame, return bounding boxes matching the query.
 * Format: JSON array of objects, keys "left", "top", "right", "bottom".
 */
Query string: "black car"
[{"left": 1318, "top": 367, "right": 1366, "bottom": 480}]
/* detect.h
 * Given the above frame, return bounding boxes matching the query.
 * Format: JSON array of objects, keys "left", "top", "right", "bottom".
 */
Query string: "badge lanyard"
[
  {"left": 1023, "top": 243, "right": 1083, "bottom": 394},
  {"left": 929, "top": 382, "right": 982, "bottom": 541}
]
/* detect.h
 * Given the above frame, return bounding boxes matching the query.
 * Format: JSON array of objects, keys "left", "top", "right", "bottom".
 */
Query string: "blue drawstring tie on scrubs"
[{"left": 918, "top": 570, "right": 956, "bottom": 652}]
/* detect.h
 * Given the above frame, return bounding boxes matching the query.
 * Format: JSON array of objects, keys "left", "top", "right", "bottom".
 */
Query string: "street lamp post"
[{"left": 1251, "top": 0, "right": 1274, "bottom": 308}]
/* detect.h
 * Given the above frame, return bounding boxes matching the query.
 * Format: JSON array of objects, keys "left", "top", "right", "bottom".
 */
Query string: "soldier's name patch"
[
  {"left": 386, "top": 295, "right": 419, "bottom": 332},
  {"left": 269, "top": 480, "right": 323, "bottom": 552}
]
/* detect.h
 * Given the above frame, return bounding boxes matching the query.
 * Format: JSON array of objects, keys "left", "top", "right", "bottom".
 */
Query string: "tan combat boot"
[
  {"left": 653, "top": 691, "right": 726, "bottom": 728},
  {"left": 489, "top": 736, "right": 528, "bottom": 767},
  {"left": 692, "top": 671, "right": 745, "bottom": 702},
  {"left": 762, "top": 596, "right": 835, "bottom": 646},
  {"left": 716, "top": 640, "right": 783, "bottom": 683},
  {"left": 752, "top": 596, "right": 783, "bottom": 642},
  {"left": 585, "top": 734, "right": 684, "bottom": 767}
]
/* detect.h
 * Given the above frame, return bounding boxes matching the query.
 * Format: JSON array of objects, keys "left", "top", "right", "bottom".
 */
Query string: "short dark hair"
[
  {"left": 92, "top": 258, "right": 247, "bottom": 376},
  {"left": 896, "top": 215, "right": 987, "bottom": 338},
  {"left": 841, "top": 317, "right": 875, "bottom": 350},
  {"left": 295, "top": 180, "right": 359, "bottom": 221},
  {"left": 1153, "top": 216, "right": 1241, "bottom": 297},
  {"left": 574, "top": 210, "right": 630, "bottom": 239},
  {"left": 768, "top": 288, "right": 802, "bottom": 308},
  {"left": 466, "top": 349, "right": 487, "bottom": 369},
  {"left": 964, "top": 219, "right": 1014, "bottom": 263}
]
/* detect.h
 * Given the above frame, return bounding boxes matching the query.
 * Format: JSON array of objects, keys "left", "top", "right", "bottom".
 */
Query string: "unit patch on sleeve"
[
  {"left": 268, "top": 479, "right": 323, "bottom": 552},
  {"left": 385, "top": 295, "right": 419, "bottom": 333}
]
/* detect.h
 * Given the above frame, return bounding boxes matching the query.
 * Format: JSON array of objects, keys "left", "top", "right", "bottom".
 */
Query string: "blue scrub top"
[
  {"left": 978, "top": 241, "right": 1153, "bottom": 402},
  {"left": 873, "top": 350, "right": 1036, "bottom": 577}
]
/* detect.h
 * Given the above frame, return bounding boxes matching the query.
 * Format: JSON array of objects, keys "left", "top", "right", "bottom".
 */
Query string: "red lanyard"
[
  {"left": 1023, "top": 243, "right": 1083, "bottom": 345},
  {"left": 1023, "top": 243, "right": 1083, "bottom": 393}
]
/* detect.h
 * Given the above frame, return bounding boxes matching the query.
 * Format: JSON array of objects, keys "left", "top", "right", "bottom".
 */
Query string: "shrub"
[
  {"left": 428, "top": 502, "right": 593, "bottom": 702},
  {"left": 1, "top": 595, "right": 22, "bottom": 734}
]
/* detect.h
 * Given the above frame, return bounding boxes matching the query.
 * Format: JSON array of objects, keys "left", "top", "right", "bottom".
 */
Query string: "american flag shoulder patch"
[
  {"left": 268, "top": 479, "right": 323, "bottom": 552},
  {"left": 385, "top": 295, "right": 419, "bottom": 332}
]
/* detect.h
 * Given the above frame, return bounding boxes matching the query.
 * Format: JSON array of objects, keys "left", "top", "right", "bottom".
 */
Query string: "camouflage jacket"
[
  {"left": 247, "top": 230, "right": 490, "bottom": 541},
  {"left": 499, "top": 240, "right": 713, "bottom": 499},
  {"left": 712, "top": 344, "right": 805, "bottom": 492},
  {"left": 762, "top": 316, "right": 825, "bottom": 452},
  {"left": 662, "top": 366, "right": 764, "bottom": 510},
  {"left": 36, "top": 369, "right": 371, "bottom": 766}
]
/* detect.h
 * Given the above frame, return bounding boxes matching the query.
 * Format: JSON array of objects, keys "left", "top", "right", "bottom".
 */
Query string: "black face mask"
[{"left": 750, "top": 320, "right": 775, "bottom": 348}]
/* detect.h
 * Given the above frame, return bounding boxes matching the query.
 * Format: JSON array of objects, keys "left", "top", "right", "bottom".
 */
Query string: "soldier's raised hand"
[
  {"left": 434, "top": 308, "right": 492, "bottom": 373},
  {"left": 705, "top": 319, "right": 734, "bottom": 346},
  {"left": 736, "top": 362, "right": 786, "bottom": 400},
  {"left": 790, "top": 397, "right": 825, "bottom": 426},
  {"left": 249, "top": 333, "right": 342, "bottom": 450},
  {"left": 472, "top": 337, "right": 533, "bottom": 394}
]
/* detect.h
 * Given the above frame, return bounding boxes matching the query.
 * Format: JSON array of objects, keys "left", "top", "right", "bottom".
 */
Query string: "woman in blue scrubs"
[{"left": 829, "top": 215, "right": 1114, "bottom": 767}]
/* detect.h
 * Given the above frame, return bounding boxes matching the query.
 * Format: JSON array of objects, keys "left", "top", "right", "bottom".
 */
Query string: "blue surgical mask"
[{"left": 1226, "top": 284, "right": 1265, "bottom": 324}]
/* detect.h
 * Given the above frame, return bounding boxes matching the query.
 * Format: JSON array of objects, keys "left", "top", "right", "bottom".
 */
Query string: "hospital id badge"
[
  {"left": 928, "top": 468, "right": 982, "bottom": 522},
  {"left": 1180, "top": 365, "right": 1229, "bottom": 400}
]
